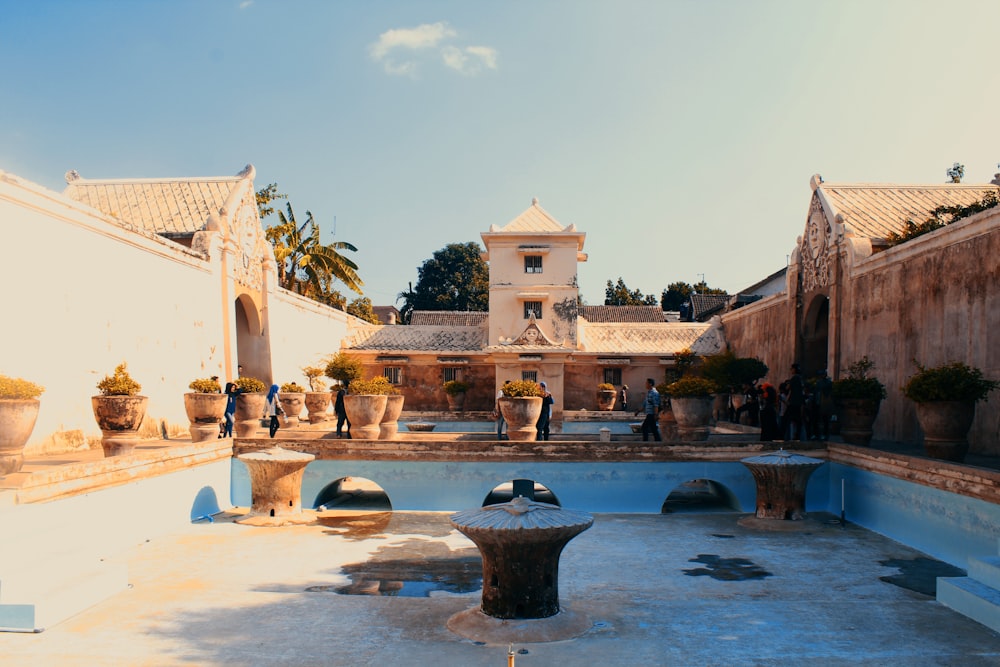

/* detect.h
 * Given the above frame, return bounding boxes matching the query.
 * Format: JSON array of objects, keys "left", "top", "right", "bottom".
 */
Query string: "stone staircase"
[{"left": 938, "top": 539, "right": 1000, "bottom": 633}]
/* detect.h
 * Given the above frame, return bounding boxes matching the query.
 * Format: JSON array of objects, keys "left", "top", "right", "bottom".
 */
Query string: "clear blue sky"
[{"left": 3, "top": 0, "right": 999, "bottom": 306}]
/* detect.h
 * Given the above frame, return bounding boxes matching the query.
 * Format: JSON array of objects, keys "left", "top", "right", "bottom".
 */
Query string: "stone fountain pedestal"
[
  {"left": 447, "top": 497, "right": 594, "bottom": 643},
  {"left": 740, "top": 449, "right": 824, "bottom": 521},
  {"left": 236, "top": 447, "right": 315, "bottom": 527}
]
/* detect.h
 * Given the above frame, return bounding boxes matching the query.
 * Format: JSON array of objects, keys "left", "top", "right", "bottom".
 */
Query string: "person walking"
[
  {"left": 536, "top": 382, "right": 553, "bottom": 441},
  {"left": 495, "top": 380, "right": 510, "bottom": 440},
  {"left": 335, "top": 385, "right": 351, "bottom": 439},
  {"left": 221, "top": 381, "right": 240, "bottom": 438},
  {"left": 638, "top": 378, "right": 662, "bottom": 442},
  {"left": 619, "top": 385, "right": 629, "bottom": 412},
  {"left": 264, "top": 384, "right": 282, "bottom": 438},
  {"left": 759, "top": 382, "right": 780, "bottom": 441},
  {"left": 785, "top": 364, "right": 805, "bottom": 441}
]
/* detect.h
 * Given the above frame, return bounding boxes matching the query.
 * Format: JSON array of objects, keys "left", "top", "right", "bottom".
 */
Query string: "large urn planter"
[
  {"left": 305, "top": 392, "right": 331, "bottom": 423},
  {"left": 277, "top": 392, "right": 306, "bottom": 428},
  {"left": 445, "top": 391, "right": 466, "bottom": 412},
  {"left": 670, "top": 396, "right": 714, "bottom": 441},
  {"left": 234, "top": 393, "right": 267, "bottom": 438},
  {"left": 183, "top": 393, "right": 228, "bottom": 443},
  {"left": 658, "top": 406, "right": 679, "bottom": 441},
  {"left": 835, "top": 398, "right": 881, "bottom": 446},
  {"left": 343, "top": 394, "right": 388, "bottom": 439},
  {"left": 92, "top": 395, "right": 148, "bottom": 457},
  {"left": 596, "top": 389, "right": 617, "bottom": 411},
  {"left": 0, "top": 399, "right": 40, "bottom": 475},
  {"left": 379, "top": 394, "right": 405, "bottom": 440},
  {"left": 498, "top": 396, "right": 543, "bottom": 441},
  {"left": 915, "top": 401, "right": 976, "bottom": 463}
]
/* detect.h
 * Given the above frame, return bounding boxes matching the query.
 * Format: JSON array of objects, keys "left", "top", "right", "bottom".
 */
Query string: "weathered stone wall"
[
  {"left": 720, "top": 293, "right": 797, "bottom": 387},
  {"left": 268, "top": 290, "right": 352, "bottom": 390},
  {"left": 358, "top": 358, "right": 497, "bottom": 412}
]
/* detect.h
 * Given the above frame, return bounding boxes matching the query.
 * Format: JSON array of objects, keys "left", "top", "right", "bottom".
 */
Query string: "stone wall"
[{"left": 720, "top": 293, "right": 797, "bottom": 387}]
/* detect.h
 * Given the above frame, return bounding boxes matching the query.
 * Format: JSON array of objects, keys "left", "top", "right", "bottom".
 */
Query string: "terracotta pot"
[
  {"left": 670, "top": 396, "right": 714, "bottom": 441},
  {"left": 91, "top": 395, "right": 148, "bottom": 457},
  {"left": 183, "top": 392, "right": 228, "bottom": 443},
  {"left": 915, "top": 400, "right": 976, "bottom": 462},
  {"left": 596, "top": 389, "right": 617, "bottom": 411},
  {"left": 343, "top": 394, "right": 388, "bottom": 439},
  {"left": 277, "top": 392, "right": 305, "bottom": 428},
  {"left": 379, "top": 394, "right": 405, "bottom": 440},
  {"left": 658, "top": 407, "right": 679, "bottom": 441},
  {"left": 234, "top": 393, "right": 267, "bottom": 438},
  {"left": 305, "top": 392, "right": 332, "bottom": 423},
  {"left": 0, "top": 398, "right": 40, "bottom": 475},
  {"left": 446, "top": 391, "right": 466, "bottom": 412},
  {"left": 498, "top": 396, "right": 543, "bottom": 441},
  {"left": 836, "top": 398, "right": 881, "bottom": 446}
]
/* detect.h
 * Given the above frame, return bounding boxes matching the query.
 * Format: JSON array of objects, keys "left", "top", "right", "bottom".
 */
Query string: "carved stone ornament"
[
  {"left": 229, "top": 191, "right": 264, "bottom": 291},
  {"left": 800, "top": 196, "right": 831, "bottom": 293},
  {"left": 504, "top": 313, "right": 556, "bottom": 346}
]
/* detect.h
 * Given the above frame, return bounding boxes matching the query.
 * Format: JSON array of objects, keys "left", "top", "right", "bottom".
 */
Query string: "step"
[
  {"left": 968, "top": 556, "right": 1000, "bottom": 591},
  {"left": 937, "top": 576, "right": 1000, "bottom": 634}
]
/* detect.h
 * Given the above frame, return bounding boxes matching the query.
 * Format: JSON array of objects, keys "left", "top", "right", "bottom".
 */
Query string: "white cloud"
[
  {"left": 370, "top": 22, "right": 497, "bottom": 78},
  {"left": 239, "top": 0, "right": 253, "bottom": 9}
]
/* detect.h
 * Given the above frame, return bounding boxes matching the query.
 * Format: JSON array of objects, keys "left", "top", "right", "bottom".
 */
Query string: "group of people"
[{"left": 738, "top": 364, "right": 834, "bottom": 442}]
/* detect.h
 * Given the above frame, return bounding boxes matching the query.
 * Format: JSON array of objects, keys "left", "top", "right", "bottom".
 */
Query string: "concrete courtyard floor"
[{"left": 3, "top": 507, "right": 1000, "bottom": 666}]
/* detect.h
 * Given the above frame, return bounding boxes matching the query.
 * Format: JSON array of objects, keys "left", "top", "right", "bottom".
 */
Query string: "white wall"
[{"left": 267, "top": 288, "right": 354, "bottom": 390}]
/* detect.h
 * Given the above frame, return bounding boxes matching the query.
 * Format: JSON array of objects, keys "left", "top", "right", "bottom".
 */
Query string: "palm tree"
[{"left": 265, "top": 203, "right": 363, "bottom": 299}]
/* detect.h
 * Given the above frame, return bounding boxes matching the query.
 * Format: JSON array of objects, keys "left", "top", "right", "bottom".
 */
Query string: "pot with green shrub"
[
  {"left": 301, "top": 366, "right": 332, "bottom": 423},
  {"left": 377, "top": 380, "right": 405, "bottom": 440},
  {"left": 596, "top": 382, "right": 617, "bottom": 411},
  {"left": 184, "top": 376, "right": 226, "bottom": 443},
  {"left": 497, "top": 380, "right": 544, "bottom": 441},
  {"left": 656, "top": 382, "right": 679, "bottom": 441},
  {"left": 832, "top": 357, "right": 886, "bottom": 447},
  {"left": 278, "top": 382, "right": 307, "bottom": 428},
  {"left": 443, "top": 380, "right": 469, "bottom": 412},
  {"left": 343, "top": 376, "right": 391, "bottom": 439},
  {"left": 667, "top": 376, "right": 718, "bottom": 441},
  {"left": 233, "top": 376, "right": 267, "bottom": 438},
  {"left": 903, "top": 361, "right": 998, "bottom": 462},
  {"left": 92, "top": 363, "right": 148, "bottom": 456},
  {"left": 0, "top": 374, "right": 44, "bottom": 475}
]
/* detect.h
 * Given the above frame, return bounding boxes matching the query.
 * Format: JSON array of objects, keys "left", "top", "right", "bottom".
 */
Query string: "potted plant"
[
  {"left": 278, "top": 382, "right": 307, "bottom": 428},
  {"left": 92, "top": 363, "right": 148, "bottom": 457},
  {"left": 497, "top": 380, "right": 544, "bottom": 441},
  {"left": 184, "top": 376, "right": 227, "bottom": 442},
  {"left": 832, "top": 357, "right": 886, "bottom": 446},
  {"left": 656, "top": 381, "right": 678, "bottom": 440},
  {"left": 302, "top": 365, "right": 331, "bottom": 423},
  {"left": 596, "top": 382, "right": 617, "bottom": 411},
  {"left": 0, "top": 374, "right": 44, "bottom": 475},
  {"left": 343, "top": 376, "right": 392, "bottom": 439},
  {"left": 443, "top": 380, "right": 470, "bottom": 412},
  {"left": 903, "top": 361, "right": 998, "bottom": 462},
  {"left": 233, "top": 376, "right": 267, "bottom": 438},
  {"left": 666, "top": 376, "right": 719, "bottom": 441}
]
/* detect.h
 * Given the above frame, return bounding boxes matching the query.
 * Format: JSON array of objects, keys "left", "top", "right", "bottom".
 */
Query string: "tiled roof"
[
  {"left": 344, "top": 325, "right": 487, "bottom": 352},
  {"left": 63, "top": 169, "right": 250, "bottom": 236},
  {"left": 409, "top": 311, "right": 488, "bottom": 326},
  {"left": 579, "top": 305, "right": 666, "bottom": 323},
  {"left": 490, "top": 198, "right": 573, "bottom": 233},
  {"left": 818, "top": 183, "right": 1000, "bottom": 240},
  {"left": 579, "top": 322, "right": 725, "bottom": 355},
  {"left": 690, "top": 294, "right": 732, "bottom": 321}
]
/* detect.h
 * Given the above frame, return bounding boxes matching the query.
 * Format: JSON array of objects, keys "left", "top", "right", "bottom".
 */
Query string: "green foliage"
[
  {"left": 661, "top": 281, "right": 694, "bottom": 311},
  {"left": 666, "top": 376, "right": 719, "bottom": 397},
  {"left": 188, "top": 377, "right": 221, "bottom": 393},
  {"left": 604, "top": 278, "right": 657, "bottom": 306},
  {"left": 280, "top": 382, "right": 306, "bottom": 393},
  {"left": 597, "top": 382, "right": 615, "bottom": 391},
  {"left": 324, "top": 352, "right": 363, "bottom": 384},
  {"left": 97, "top": 363, "right": 142, "bottom": 396},
  {"left": 348, "top": 376, "right": 399, "bottom": 395},
  {"left": 443, "top": 380, "right": 470, "bottom": 395},
  {"left": 731, "top": 357, "right": 769, "bottom": 386},
  {"left": 700, "top": 351, "right": 737, "bottom": 388},
  {"left": 832, "top": 356, "right": 886, "bottom": 402},
  {"left": 255, "top": 182, "right": 288, "bottom": 222},
  {"left": 346, "top": 296, "right": 380, "bottom": 324},
  {"left": 946, "top": 162, "right": 964, "bottom": 183},
  {"left": 234, "top": 376, "right": 267, "bottom": 393},
  {"left": 500, "top": 380, "right": 543, "bottom": 398},
  {"left": 301, "top": 365, "right": 327, "bottom": 392},
  {"left": 397, "top": 242, "right": 489, "bottom": 322},
  {"left": 0, "top": 374, "right": 45, "bottom": 399},
  {"left": 903, "top": 361, "right": 998, "bottom": 403},
  {"left": 887, "top": 192, "right": 999, "bottom": 247},
  {"left": 665, "top": 348, "right": 700, "bottom": 383}
]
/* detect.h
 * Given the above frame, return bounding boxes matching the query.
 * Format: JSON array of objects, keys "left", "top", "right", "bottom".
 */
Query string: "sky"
[{"left": 3, "top": 0, "right": 1000, "bottom": 307}]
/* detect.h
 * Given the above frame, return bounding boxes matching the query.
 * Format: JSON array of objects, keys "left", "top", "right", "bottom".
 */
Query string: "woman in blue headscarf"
[
  {"left": 264, "top": 384, "right": 281, "bottom": 438},
  {"left": 221, "top": 382, "right": 240, "bottom": 438}
]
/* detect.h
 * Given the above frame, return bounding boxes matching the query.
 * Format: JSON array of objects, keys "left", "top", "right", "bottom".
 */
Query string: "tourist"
[
  {"left": 785, "top": 364, "right": 805, "bottom": 440},
  {"left": 335, "top": 384, "right": 350, "bottom": 438},
  {"left": 264, "top": 384, "right": 282, "bottom": 438},
  {"left": 638, "top": 378, "right": 662, "bottom": 442},
  {"left": 813, "top": 369, "right": 834, "bottom": 441},
  {"left": 221, "top": 382, "right": 240, "bottom": 438},
  {"left": 496, "top": 380, "right": 510, "bottom": 440},
  {"left": 536, "top": 381, "right": 553, "bottom": 441},
  {"left": 758, "top": 382, "right": 780, "bottom": 441},
  {"left": 620, "top": 384, "right": 628, "bottom": 412}
]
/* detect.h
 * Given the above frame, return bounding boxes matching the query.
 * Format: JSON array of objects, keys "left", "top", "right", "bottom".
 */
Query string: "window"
[
  {"left": 524, "top": 301, "right": 543, "bottom": 319},
  {"left": 604, "top": 368, "right": 622, "bottom": 386},
  {"left": 524, "top": 255, "right": 543, "bottom": 273},
  {"left": 521, "top": 370, "right": 538, "bottom": 382},
  {"left": 383, "top": 367, "right": 402, "bottom": 385},
  {"left": 442, "top": 368, "right": 462, "bottom": 383}
]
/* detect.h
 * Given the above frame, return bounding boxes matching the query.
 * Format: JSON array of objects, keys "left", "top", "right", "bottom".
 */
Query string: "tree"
[
  {"left": 946, "top": 162, "right": 965, "bottom": 183},
  {"left": 661, "top": 281, "right": 694, "bottom": 311},
  {"left": 397, "top": 242, "right": 489, "bottom": 323},
  {"left": 604, "top": 278, "right": 657, "bottom": 306},
  {"left": 346, "top": 297, "right": 380, "bottom": 324},
  {"left": 324, "top": 352, "right": 363, "bottom": 386},
  {"left": 255, "top": 182, "right": 287, "bottom": 221}
]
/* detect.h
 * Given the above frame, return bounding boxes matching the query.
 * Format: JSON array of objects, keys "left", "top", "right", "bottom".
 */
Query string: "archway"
[
  {"left": 234, "top": 293, "right": 271, "bottom": 383},
  {"left": 661, "top": 478, "right": 741, "bottom": 513},
  {"left": 313, "top": 476, "right": 392, "bottom": 511},
  {"left": 482, "top": 479, "right": 560, "bottom": 506},
  {"left": 800, "top": 294, "right": 830, "bottom": 376}
]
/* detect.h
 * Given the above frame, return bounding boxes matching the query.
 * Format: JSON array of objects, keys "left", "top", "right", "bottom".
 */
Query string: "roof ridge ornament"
[{"left": 65, "top": 170, "right": 81, "bottom": 183}]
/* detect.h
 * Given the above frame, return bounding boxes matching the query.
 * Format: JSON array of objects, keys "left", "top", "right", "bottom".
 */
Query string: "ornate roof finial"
[
  {"left": 237, "top": 164, "right": 256, "bottom": 180},
  {"left": 532, "top": 197, "right": 539, "bottom": 206},
  {"left": 65, "top": 170, "right": 81, "bottom": 183}
]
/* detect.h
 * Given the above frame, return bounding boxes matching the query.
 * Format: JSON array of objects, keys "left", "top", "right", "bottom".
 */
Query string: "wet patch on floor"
[
  {"left": 317, "top": 511, "right": 457, "bottom": 541},
  {"left": 878, "top": 556, "right": 966, "bottom": 596},
  {"left": 711, "top": 534, "right": 735, "bottom": 539},
  {"left": 683, "top": 554, "right": 772, "bottom": 581}
]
